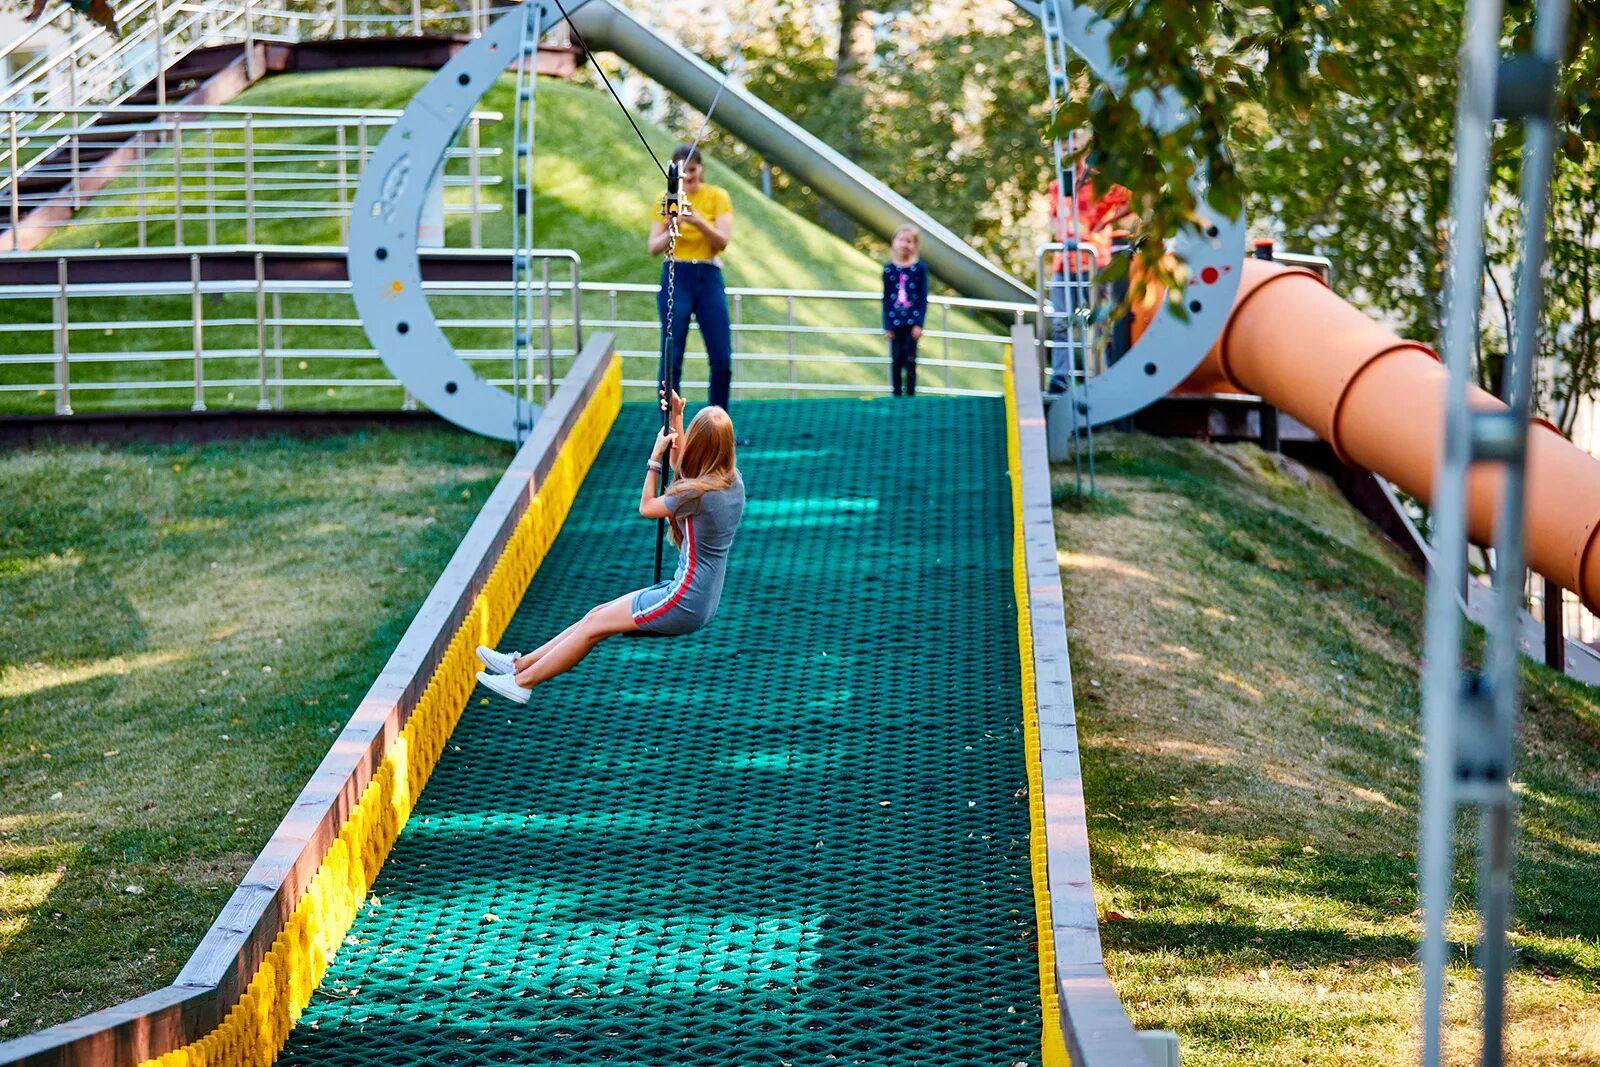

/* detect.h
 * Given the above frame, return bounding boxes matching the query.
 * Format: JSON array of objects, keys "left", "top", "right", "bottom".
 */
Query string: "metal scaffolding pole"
[{"left": 1417, "top": 1, "right": 1569, "bottom": 1064}]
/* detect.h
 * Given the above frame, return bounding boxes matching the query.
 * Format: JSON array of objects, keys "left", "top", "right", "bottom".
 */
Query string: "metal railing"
[
  {"left": 3, "top": 105, "right": 503, "bottom": 249},
  {"left": 0, "top": 247, "right": 1025, "bottom": 415},
  {"left": 591, "top": 280, "right": 1023, "bottom": 398},
  {"left": 0, "top": 0, "right": 560, "bottom": 244},
  {"left": 0, "top": 0, "right": 290, "bottom": 148},
  {"left": 1035, "top": 239, "right": 1124, "bottom": 384},
  {"left": 0, "top": 0, "right": 534, "bottom": 115}
]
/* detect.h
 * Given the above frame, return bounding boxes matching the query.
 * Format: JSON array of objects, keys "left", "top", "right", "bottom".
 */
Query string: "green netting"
[{"left": 277, "top": 397, "right": 1040, "bottom": 1065}]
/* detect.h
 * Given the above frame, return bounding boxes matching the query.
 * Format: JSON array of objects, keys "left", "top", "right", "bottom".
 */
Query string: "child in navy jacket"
[{"left": 882, "top": 225, "right": 929, "bottom": 397}]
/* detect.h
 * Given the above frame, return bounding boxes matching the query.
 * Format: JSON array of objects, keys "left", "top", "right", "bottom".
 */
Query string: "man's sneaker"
[
  {"left": 477, "top": 670, "right": 531, "bottom": 705},
  {"left": 477, "top": 645, "right": 520, "bottom": 675}
]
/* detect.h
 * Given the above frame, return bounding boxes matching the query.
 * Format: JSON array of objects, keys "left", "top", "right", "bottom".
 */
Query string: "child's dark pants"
[{"left": 890, "top": 326, "right": 919, "bottom": 397}]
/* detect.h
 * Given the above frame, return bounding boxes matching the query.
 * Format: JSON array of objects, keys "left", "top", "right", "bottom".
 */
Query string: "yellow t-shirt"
[{"left": 657, "top": 183, "right": 733, "bottom": 262}]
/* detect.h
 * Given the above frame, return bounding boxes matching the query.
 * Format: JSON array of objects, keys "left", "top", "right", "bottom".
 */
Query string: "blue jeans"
[{"left": 657, "top": 261, "right": 733, "bottom": 410}]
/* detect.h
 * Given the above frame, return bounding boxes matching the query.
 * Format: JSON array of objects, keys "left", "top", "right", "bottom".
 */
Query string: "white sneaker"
[
  {"left": 477, "top": 645, "right": 521, "bottom": 675},
  {"left": 477, "top": 670, "right": 531, "bottom": 705}
]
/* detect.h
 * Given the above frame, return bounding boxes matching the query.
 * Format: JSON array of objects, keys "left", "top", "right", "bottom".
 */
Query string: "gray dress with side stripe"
[{"left": 630, "top": 473, "right": 745, "bottom": 636}]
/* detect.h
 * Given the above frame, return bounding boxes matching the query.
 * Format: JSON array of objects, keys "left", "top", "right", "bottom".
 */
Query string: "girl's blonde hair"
[
  {"left": 893, "top": 224, "right": 920, "bottom": 247},
  {"left": 667, "top": 406, "right": 738, "bottom": 544}
]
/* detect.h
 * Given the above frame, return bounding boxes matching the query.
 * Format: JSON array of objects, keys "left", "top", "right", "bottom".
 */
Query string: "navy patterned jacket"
[{"left": 882, "top": 261, "right": 928, "bottom": 330}]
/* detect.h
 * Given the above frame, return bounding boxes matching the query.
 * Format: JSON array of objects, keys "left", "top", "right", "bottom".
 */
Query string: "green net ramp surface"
[{"left": 278, "top": 397, "right": 1040, "bottom": 1066}]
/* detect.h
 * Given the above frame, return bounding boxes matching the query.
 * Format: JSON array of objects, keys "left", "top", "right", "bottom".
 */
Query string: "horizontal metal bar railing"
[
  {"left": 0, "top": 248, "right": 1020, "bottom": 410},
  {"left": 2, "top": 106, "right": 505, "bottom": 252}
]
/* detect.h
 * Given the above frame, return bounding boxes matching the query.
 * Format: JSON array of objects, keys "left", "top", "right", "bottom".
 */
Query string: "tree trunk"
[
  {"left": 819, "top": 0, "right": 875, "bottom": 242},
  {"left": 835, "top": 0, "right": 873, "bottom": 88}
]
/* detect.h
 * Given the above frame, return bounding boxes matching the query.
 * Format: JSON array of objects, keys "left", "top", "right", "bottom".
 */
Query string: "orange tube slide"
[{"left": 1189, "top": 258, "right": 1600, "bottom": 613}]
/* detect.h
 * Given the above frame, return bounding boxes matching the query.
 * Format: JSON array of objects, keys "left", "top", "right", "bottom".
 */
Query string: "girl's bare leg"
[
  {"left": 512, "top": 615, "right": 589, "bottom": 671},
  {"left": 513, "top": 593, "right": 639, "bottom": 688}
]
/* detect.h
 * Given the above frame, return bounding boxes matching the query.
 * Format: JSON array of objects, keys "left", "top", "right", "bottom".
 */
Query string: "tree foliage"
[
  {"left": 672, "top": 0, "right": 1052, "bottom": 278},
  {"left": 1064, "top": 0, "right": 1600, "bottom": 420}
]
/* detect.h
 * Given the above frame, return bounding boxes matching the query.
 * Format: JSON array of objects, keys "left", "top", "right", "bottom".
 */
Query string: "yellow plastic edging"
[
  {"left": 1004, "top": 348, "right": 1069, "bottom": 1067},
  {"left": 138, "top": 356, "right": 623, "bottom": 1067}
]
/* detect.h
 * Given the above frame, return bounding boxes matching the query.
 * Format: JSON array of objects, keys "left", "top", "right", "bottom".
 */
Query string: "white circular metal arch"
[
  {"left": 348, "top": 0, "right": 1243, "bottom": 438},
  {"left": 1012, "top": 0, "right": 1246, "bottom": 425},
  {"left": 347, "top": 3, "right": 553, "bottom": 441}
]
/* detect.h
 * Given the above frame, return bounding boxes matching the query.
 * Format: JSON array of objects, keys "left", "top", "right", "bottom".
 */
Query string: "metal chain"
[
  {"left": 665, "top": 221, "right": 677, "bottom": 383},
  {"left": 653, "top": 199, "right": 679, "bottom": 584}
]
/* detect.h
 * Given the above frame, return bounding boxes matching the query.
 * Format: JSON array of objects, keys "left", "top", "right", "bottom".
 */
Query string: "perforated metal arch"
[
  {"left": 350, "top": 0, "right": 1244, "bottom": 438},
  {"left": 347, "top": 3, "right": 571, "bottom": 441},
  {"left": 1013, "top": 0, "right": 1247, "bottom": 426}
]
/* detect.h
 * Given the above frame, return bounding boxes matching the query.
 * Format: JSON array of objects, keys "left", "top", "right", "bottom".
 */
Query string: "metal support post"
[
  {"left": 1260, "top": 401, "right": 1282, "bottom": 453},
  {"left": 173, "top": 116, "right": 184, "bottom": 245},
  {"left": 67, "top": 27, "right": 80, "bottom": 210},
  {"left": 255, "top": 252, "right": 269, "bottom": 409},
  {"left": 542, "top": 257, "right": 553, "bottom": 400},
  {"left": 1252, "top": 238, "right": 1282, "bottom": 451},
  {"left": 204, "top": 121, "right": 216, "bottom": 245},
  {"left": 508, "top": 0, "right": 542, "bottom": 443},
  {"left": 8, "top": 112, "right": 19, "bottom": 251},
  {"left": 468, "top": 118, "right": 481, "bottom": 248},
  {"left": 243, "top": 0, "right": 258, "bottom": 81},
  {"left": 1417, "top": 2, "right": 1569, "bottom": 1066},
  {"left": 244, "top": 114, "right": 256, "bottom": 244},
  {"left": 786, "top": 295, "right": 796, "bottom": 398},
  {"left": 155, "top": 0, "right": 168, "bottom": 108},
  {"left": 570, "top": 257, "right": 582, "bottom": 350},
  {"left": 1543, "top": 575, "right": 1566, "bottom": 673},
  {"left": 336, "top": 124, "right": 349, "bottom": 242},
  {"left": 53, "top": 259, "right": 72, "bottom": 415},
  {"left": 412, "top": 0, "right": 422, "bottom": 35},
  {"left": 335, "top": 0, "right": 345, "bottom": 38},
  {"left": 190, "top": 253, "right": 206, "bottom": 410},
  {"left": 272, "top": 291, "right": 283, "bottom": 409},
  {"left": 135, "top": 130, "right": 147, "bottom": 247},
  {"left": 733, "top": 291, "right": 742, "bottom": 401},
  {"left": 941, "top": 302, "right": 950, "bottom": 391},
  {"left": 1040, "top": 0, "right": 1092, "bottom": 491}
]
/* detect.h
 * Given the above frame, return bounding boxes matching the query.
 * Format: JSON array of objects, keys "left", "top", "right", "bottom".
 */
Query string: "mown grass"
[
  {"left": 0, "top": 428, "right": 509, "bottom": 1036},
  {"left": 0, "top": 69, "right": 1008, "bottom": 414},
  {"left": 1057, "top": 433, "right": 1600, "bottom": 1065}
]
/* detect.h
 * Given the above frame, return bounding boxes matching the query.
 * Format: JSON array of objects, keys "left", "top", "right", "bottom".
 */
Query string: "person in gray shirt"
[{"left": 475, "top": 390, "right": 745, "bottom": 705}]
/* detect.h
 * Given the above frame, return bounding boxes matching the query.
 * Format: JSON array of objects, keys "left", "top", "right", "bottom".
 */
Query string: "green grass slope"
[
  {"left": 1058, "top": 434, "right": 1600, "bottom": 1065},
  {"left": 1, "top": 69, "right": 1007, "bottom": 414},
  {"left": 0, "top": 430, "right": 509, "bottom": 1035}
]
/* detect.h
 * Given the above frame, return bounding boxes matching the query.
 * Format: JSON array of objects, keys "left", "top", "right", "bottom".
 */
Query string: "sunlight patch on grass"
[
  {"left": 0, "top": 650, "right": 191, "bottom": 700},
  {"left": 1057, "top": 551, "right": 1154, "bottom": 581},
  {"left": 0, "top": 551, "right": 80, "bottom": 579}
]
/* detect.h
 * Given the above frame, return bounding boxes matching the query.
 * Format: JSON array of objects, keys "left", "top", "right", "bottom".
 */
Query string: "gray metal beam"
[{"left": 565, "top": 0, "right": 1031, "bottom": 305}]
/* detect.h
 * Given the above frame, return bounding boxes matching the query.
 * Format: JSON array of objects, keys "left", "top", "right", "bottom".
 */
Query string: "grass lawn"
[
  {"left": 0, "top": 428, "right": 510, "bottom": 1036},
  {"left": 1057, "top": 433, "right": 1600, "bottom": 1065},
  {"left": 0, "top": 70, "right": 1010, "bottom": 414}
]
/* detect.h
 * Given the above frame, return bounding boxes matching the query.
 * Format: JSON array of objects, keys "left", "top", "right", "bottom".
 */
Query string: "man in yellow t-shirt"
[{"left": 648, "top": 144, "right": 736, "bottom": 410}]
